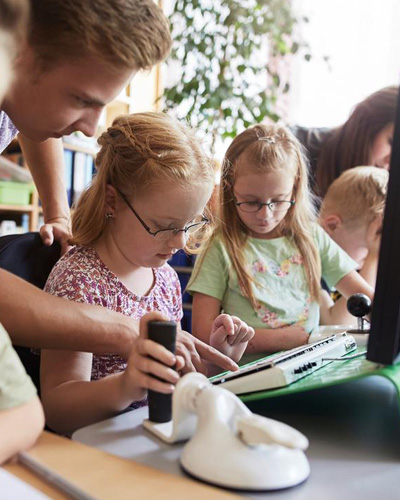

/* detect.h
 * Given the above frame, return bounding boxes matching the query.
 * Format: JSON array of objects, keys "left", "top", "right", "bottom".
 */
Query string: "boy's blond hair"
[
  {"left": 28, "top": 0, "right": 171, "bottom": 71},
  {"left": 320, "top": 166, "right": 389, "bottom": 228}
]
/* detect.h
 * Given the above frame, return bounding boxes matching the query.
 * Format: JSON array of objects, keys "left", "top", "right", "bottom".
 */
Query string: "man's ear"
[
  {"left": 104, "top": 184, "right": 118, "bottom": 216},
  {"left": 321, "top": 214, "right": 342, "bottom": 235}
]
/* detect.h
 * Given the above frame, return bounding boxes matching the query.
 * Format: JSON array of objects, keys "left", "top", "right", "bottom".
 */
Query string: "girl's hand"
[
  {"left": 120, "top": 312, "right": 184, "bottom": 401},
  {"left": 175, "top": 329, "right": 239, "bottom": 375},
  {"left": 209, "top": 314, "right": 255, "bottom": 363}
]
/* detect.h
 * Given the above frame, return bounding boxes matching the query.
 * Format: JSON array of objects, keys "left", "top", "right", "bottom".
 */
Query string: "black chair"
[{"left": 0, "top": 232, "right": 61, "bottom": 392}]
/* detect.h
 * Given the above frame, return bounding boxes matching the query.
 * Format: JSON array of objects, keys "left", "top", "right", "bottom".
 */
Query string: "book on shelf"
[
  {"left": 64, "top": 149, "right": 74, "bottom": 206},
  {"left": 64, "top": 148, "right": 95, "bottom": 207}
]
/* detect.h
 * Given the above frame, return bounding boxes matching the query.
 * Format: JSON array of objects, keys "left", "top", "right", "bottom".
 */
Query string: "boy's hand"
[{"left": 209, "top": 314, "right": 255, "bottom": 363}]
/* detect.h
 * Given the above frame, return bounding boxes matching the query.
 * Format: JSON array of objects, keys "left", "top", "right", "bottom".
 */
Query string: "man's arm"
[
  {"left": 0, "top": 269, "right": 137, "bottom": 357},
  {"left": 0, "top": 269, "right": 238, "bottom": 372},
  {"left": 18, "top": 134, "right": 71, "bottom": 249}
]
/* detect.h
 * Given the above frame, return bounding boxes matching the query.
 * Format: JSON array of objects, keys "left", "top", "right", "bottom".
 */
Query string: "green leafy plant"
[{"left": 163, "top": 0, "right": 311, "bottom": 153}]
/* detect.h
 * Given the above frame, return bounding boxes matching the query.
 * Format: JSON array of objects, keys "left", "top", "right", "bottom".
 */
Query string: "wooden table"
[{"left": 3, "top": 432, "right": 241, "bottom": 500}]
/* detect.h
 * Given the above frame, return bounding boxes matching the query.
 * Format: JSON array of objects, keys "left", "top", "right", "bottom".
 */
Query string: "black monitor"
[{"left": 367, "top": 87, "right": 400, "bottom": 365}]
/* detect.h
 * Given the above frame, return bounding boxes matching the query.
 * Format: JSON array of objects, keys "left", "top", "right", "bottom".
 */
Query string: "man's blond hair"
[
  {"left": 28, "top": 0, "right": 171, "bottom": 70},
  {"left": 320, "top": 166, "right": 389, "bottom": 227}
]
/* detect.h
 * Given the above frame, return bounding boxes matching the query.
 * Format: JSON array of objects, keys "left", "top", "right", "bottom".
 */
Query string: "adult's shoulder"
[{"left": 291, "top": 125, "right": 332, "bottom": 154}]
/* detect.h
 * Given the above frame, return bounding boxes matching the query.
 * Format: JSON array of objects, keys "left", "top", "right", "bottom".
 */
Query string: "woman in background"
[{"left": 293, "top": 86, "right": 397, "bottom": 198}]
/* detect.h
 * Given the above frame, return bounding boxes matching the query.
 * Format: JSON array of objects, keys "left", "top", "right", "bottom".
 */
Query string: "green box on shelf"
[{"left": 0, "top": 180, "right": 34, "bottom": 205}]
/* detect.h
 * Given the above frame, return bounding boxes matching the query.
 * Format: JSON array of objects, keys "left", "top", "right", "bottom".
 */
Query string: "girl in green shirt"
[{"left": 188, "top": 124, "right": 373, "bottom": 356}]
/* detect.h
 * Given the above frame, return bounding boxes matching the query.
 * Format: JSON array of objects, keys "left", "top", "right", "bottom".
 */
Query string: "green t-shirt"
[
  {"left": 187, "top": 225, "right": 357, "bottom": 333},
  {"left": 0, "top": 323, "right": 36, "bottom": 410}
]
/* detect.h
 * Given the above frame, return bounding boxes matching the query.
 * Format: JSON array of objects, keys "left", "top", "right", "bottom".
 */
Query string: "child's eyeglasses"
[
  {"left": 235, "top": 199, "right": 295, "bottom": 213},
  {"left": 116, "top": 188, "right": 209, "bottom": 240}
]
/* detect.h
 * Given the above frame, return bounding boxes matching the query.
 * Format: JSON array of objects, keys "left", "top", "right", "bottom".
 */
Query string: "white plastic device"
[{"left": 143, "top": 372, "right": 310, "bottom": 491}]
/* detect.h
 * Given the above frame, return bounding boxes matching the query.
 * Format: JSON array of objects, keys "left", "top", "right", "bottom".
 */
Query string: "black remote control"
[{"left": 147, "top": 320, "right": 177, "bottom": 423}]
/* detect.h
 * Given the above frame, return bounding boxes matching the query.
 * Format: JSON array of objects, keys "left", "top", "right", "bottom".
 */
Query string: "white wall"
[{"left": 288, "top": 0, "right": 400, "bottom": 127}]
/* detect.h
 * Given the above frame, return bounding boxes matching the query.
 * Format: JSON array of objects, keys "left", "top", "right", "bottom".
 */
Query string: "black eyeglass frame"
[
  {"left": 115, "top": 187, "right": 209, "bottom": 238},
  {"left": 234, "top": 197, "right": 295, "bottom": 213}
]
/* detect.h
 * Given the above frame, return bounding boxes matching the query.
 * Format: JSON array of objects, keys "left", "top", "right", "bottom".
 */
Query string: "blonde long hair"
[
  {"left": 197, "top": 124, "right": 321, "bottom": 309},
  {"left": 71, "top": 112, "right": 215, "bottom": 248}
]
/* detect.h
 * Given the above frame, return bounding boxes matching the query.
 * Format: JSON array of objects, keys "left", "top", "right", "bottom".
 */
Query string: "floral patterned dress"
[{"left": 44, "top": 246, "right": 183, "bottom": 384}]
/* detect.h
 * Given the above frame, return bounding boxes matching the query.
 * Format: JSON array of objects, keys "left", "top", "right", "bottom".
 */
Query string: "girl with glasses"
[
  {"left": 188, "top": 124, "right": 373, "bottom": 357},
  {"left": 40, "top": 112, "right": 253, "bottom": 435}
]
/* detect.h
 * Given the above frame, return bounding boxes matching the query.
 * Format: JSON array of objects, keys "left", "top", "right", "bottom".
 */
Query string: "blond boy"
[{"left": 319, "top": 166, "right": 388, "bottom": 324}]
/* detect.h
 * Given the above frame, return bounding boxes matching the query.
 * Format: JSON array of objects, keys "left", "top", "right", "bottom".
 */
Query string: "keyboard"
[{"left": 210, "top": 333, "right": 357, "bottom": 395}]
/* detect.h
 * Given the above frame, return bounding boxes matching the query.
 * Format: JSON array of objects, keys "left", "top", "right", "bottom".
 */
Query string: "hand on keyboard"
[{"left": 209, "top": 314, "right": 255, "bottom": 363}]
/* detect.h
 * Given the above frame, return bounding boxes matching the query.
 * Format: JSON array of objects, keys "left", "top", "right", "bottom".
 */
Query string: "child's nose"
[
  {"left": 257, "top": 204, "right": 273, "bottom": 219},
  {"left": 168, "top": 230, "right": 187, "bottom": 249}
]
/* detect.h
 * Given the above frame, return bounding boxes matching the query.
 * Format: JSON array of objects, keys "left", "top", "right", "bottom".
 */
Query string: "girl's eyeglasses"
[
  {"left": 235, "top": 199, "right": 295, "bottom": 213},
  {"left": 116, "top": 187, "right": 209, "bottom": 241}
]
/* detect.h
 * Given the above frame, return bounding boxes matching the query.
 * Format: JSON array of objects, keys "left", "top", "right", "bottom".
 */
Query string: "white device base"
[{"left": 144, "top": 373, "right": 310, "bottom": 491}]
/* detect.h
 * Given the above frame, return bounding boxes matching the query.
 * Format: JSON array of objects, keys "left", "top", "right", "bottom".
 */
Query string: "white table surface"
[{"left": 73, "top": 374, "right": 400, "bottom": 500}]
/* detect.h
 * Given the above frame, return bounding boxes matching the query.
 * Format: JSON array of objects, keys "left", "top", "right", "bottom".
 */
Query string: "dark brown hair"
[{"left": 316, "top": 86, "right": 397, "bottom": 197}]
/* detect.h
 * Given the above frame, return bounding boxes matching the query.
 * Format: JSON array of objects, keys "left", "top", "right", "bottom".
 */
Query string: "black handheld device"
[{"left": 147, "top": 320, "right": 177, "bottom": 423}]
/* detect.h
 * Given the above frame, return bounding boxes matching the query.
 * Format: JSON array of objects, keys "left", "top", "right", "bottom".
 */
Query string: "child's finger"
[
  {"left": 231, "top": 324, "right": 255, "bottom": 345},
  {"left": 134, "top": 355, "right": 179, "bottom": 384},
  {"left": 136, "top": 372, "right": 175, "bottom": 394},
  {"left": 236, "top": 326, "right": 255, "bottom": 344},
  {"left": 175, "top": 355, "right": 185, "bottom": 372},
  {"left": 175, "top": 330, "right": 207, "bottom": 374},
  {"left": 215, "top": 314, "right": 236, "bottom": 335},
  {"left": 230, "top": 323, "right": 246, "bottom": 345},
  {"left": 210, "top": 326, "right": 229, "bottom": 346},
  {"left": 135, "top": 338, "right": 176, "bottom": 367}
]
